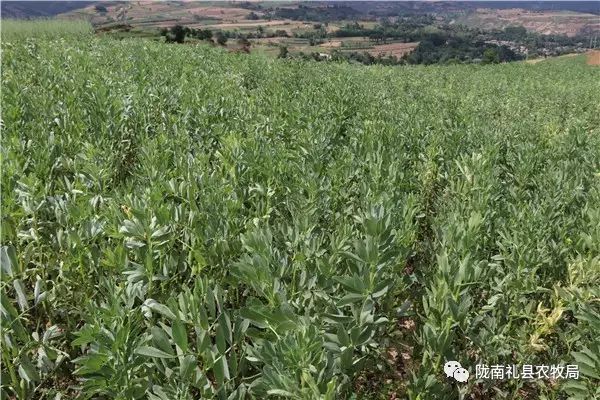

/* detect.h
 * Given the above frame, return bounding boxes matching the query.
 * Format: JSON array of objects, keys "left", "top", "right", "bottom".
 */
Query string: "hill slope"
[
  {"left": 5, "top": 1, "right": 595, "bottom": 37},
  {"left": 1, "top": 1, "right": 95, "bottom": 18}
]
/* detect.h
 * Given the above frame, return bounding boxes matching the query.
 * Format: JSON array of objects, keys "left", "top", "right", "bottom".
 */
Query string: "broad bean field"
[{"left": 1, "top": 34, "right": 599, "bottom": 399}]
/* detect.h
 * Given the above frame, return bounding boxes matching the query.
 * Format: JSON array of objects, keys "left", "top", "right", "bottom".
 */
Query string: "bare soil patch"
[{"left": 587, "top": 50, "right": 600, "bottom": 66}]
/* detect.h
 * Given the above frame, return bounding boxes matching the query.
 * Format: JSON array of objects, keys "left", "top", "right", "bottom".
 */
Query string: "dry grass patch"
[
  {"left": 367, "top": 42, "right": 419, "bottom": 58},
  {"left": 321, "top": 40, "right": 342, "bottom": 48}
]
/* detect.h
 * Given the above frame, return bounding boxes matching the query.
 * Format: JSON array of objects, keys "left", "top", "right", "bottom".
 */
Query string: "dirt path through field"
[
  {"left": 526, "top": 58, "right": 545, "bottom": 64},
  {"left": 526, "top": 53, "right": 579, "bottom": 64}
]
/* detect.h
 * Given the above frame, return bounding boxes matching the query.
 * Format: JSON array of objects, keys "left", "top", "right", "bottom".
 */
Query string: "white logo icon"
[
  {"left": 444, "top": 361, "right": 462, "bottom": 377},
  {"left": 453, "top": 367, "right": 470, "bottom": 382},
  {"left": 444, "top": 361, "right": 469, "bottom": 382}
]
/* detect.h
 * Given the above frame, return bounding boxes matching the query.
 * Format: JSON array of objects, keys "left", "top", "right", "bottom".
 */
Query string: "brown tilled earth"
[{"left": 587, "top": 50, "right": 600, "bottom": 66}]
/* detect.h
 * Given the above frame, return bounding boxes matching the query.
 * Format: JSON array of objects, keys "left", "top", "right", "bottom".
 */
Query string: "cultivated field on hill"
[
  {"left": 1, "top": 25, "right": 600, "bottom": 399},
  {"left": 455, "top": 7, "right": 600, "bottom": 37},
  {"left": 51, "top": 1, "right": 599, "bottom": 63},
  {"left": 60, "top": 1, "right": 600, "bottom": 37}
]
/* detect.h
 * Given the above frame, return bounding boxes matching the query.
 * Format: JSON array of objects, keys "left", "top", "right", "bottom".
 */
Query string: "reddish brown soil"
[{"left": 587, "top": 50, "right": 600, "bottom": 66}]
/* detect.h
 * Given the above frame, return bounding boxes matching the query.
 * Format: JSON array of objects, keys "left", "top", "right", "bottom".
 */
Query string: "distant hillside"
[
  {"left": 1, "top": 1, "right": 96, "bottom": 19},
  {"left": 4, "top": 1, "right": 598, "bottom": 38},
  {"left": 464, "top": 1, "right": 600, "bottom": 15},
  {"left": 3, "top": 1, "right": 599, "bottom": 20},
  {"left": 344, "top": 1, "right": 600, "bottom": 16}
]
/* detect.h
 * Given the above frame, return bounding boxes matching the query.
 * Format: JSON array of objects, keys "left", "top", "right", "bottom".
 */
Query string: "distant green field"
[
  {"left": 1, "top": 34, "right": 599, "bottom": 400},
  {"left": 1, "top": 19, "right": 93, "bottom": 40}
]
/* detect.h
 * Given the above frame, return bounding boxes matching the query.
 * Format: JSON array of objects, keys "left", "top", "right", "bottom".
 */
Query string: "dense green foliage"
[
  {"left": 160, "top": 26, "right": 216, "bottom": 45},
  {"left": 406, "top": 36, "right": 522, "bottom": 65},
  {"left": 332, "top": 18, "right": 435, "bottom": 40},
  {"left": 1, "top": 36, "right": 600, "bottom": 400},
  {"left": 332, "top": 20, "right": 595, "bottom": 64}
]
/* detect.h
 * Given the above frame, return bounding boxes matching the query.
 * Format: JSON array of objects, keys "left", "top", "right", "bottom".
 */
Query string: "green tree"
[
  {"left": 278, "top": 45, "right": 288, "bottom": 59},
  {"left": 196, "top": 29, "right": 213, "bottom": 41},
  {"left": 482, "top": 48, "right": 500, "bottom": 64},
  {"left": 238, "top": 37, "right": 251, "bottom": 53},
  {"left": 166, "top": 25, "right": 188, "bottom": 44},
  {"left": 215, "top": 31, "right": 228, "bottom": 46}
]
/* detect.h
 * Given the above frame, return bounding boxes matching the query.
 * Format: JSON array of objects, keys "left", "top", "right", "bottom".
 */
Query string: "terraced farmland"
[{"left": 1, "top": 33, "right": 600, "bottom": 400}]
